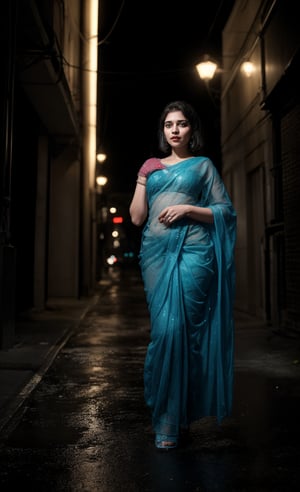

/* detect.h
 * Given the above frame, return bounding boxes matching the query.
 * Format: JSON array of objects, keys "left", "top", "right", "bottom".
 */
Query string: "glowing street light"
[
  {"left": 96, "top": 152, "right": 107, "bottom": 163},
  {"left": 195, "top": 55, "right": 218, "bottom": 81},
  {"left": 96, "top": 175, "right": 108, "bottom": 187},
  {"left": 241, "top": 61, "right": 255, "bottom": 77}
]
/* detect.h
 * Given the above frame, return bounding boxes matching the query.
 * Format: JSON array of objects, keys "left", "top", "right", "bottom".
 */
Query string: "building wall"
[
  {"left": 0, "top": 0, "right": 99, "bottom": 344},
  {"left": 281, "top": 105, "right": 300, "bottom": 332},
  {"left": 48, "top": 148, "right": 80, "bottom": 297},
  {"left": 222, "top": 0, "right": 300, "bottom": 333},
  {"left": 221, "top": 0, "right": 270, "bottom": 317}
]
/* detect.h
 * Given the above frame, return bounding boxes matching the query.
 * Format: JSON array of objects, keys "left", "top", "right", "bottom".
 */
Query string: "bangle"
[{"left": 136, "top": 178, "right": 146, "bottom": 186}]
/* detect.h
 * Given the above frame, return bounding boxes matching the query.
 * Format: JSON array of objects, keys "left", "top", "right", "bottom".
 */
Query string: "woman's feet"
[{"left": 155, "top": 433, "right": 178, "bottom": 450}]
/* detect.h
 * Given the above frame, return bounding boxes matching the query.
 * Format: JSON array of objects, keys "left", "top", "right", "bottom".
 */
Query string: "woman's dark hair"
[{"left": 158, "top": 100, "right": 204, "bottom": 154}]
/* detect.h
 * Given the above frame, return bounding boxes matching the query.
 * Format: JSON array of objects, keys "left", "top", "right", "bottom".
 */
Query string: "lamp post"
[
  {"left": 195, "top": 54, "right": 222, "bottom": 171},
  {"left": 95, "top": 174, "right": 108, "bottom": 280},
  {"left": 195, "top": 54, "right": 220, "bottom": 111},
  {"left": 95, "top": 175, "right": 108, "bottom": 226}
]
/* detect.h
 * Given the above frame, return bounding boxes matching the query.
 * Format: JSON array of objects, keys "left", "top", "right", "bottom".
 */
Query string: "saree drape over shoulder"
[{"left": 139, "top": 157, "right": 237, "bottom": 438}]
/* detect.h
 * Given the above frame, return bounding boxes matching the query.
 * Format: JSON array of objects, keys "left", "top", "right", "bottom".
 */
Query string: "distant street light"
[
  {"left": 195, "top": 54, "right": 218, "bottom": 81},
  {"left": 96, "top": 152, "right": 107, "bottom": 163},
  {"left": 96, "top": 175, "right": 108, "bottom": 186}
]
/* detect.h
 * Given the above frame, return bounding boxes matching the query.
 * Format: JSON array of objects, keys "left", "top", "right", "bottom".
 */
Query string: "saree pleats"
[{"left": 140, "top": 157, "right": 236, "bottom": 434}]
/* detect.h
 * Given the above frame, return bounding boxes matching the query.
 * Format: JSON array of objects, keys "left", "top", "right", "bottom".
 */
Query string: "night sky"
[{"left": 97, "top": 0, "right": 235, "bottom": 195}]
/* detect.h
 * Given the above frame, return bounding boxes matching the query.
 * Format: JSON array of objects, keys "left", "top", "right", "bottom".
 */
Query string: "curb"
[{"left": 0, "top": 294, "right": 99, "bottom": 438}]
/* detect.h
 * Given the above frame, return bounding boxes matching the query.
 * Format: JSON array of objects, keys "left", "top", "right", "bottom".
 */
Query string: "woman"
[{"left": 129, "top": 100, "right": 236, "bottom": 450}]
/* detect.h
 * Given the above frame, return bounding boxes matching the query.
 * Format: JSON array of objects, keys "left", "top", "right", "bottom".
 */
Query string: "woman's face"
[{"left": 163, "top": 110, "right": 192, "bottom": 150}]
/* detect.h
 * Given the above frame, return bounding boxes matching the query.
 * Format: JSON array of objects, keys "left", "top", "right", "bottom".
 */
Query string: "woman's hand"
[
  {"left": 158, "top": 205, "right": 188, "bottom": 226},
  {"left": 158, "top": 204, "right": 214, "bottom": 225}
]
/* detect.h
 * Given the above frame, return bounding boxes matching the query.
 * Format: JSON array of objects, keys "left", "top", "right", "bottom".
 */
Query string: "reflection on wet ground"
[{"left": 0, "top": 266, "right": 299, "bottom": 491}]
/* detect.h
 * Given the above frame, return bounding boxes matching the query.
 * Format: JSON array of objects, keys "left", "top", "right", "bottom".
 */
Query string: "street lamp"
[
  {"left": 96, "top": 152, "right": 107, "bottom": 163},
  {"left": 195, "top": 54, "right": 218, "bottom": 81},
  {"left": 195, "top": 54, "right": 220, "bottom": 110},
  {"left": 240, "top": 61, "right": 255, "bottom": 77},
  {"left": 96, "top": 175, "right": 108, "bottom": 187}
]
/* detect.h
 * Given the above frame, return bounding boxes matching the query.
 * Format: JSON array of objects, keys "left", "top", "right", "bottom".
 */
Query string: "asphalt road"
[{"left": 0, "top": 265, "right": 299, "bottom": 491}]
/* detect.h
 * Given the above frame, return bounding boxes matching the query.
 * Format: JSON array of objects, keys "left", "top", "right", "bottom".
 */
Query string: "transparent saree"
[{"left": 139, "top": 157, "right": 237, "bottom": 440}]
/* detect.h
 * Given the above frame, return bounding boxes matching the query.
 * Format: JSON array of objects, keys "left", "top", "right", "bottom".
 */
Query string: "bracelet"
[{"left": 136, "top": 178, "right": 146, "bottom": 186}]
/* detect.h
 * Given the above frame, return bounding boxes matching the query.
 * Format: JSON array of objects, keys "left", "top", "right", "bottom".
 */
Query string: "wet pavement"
[{"left": 0, "top": 265, "right": 300, "bottom": 491}]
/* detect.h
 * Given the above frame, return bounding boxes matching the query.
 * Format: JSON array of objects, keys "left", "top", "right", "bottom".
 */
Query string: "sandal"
[{"left": 155, "top": 433, "right": 178, "bottom": 450}]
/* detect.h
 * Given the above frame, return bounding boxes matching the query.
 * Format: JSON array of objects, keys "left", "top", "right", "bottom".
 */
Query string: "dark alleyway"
[{"left": 0, "top": 265, "right": 299, "bottom": 491}]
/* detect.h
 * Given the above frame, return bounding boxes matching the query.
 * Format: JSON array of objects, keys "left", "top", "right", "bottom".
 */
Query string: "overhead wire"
[{"left": 98, "top": 0, "right": 126, "bottom": 46}]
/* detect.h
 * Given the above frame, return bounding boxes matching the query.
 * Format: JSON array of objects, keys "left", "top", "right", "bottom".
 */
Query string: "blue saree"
[{"left": 139, "top": 156, "right": 236, "bottom": 439}]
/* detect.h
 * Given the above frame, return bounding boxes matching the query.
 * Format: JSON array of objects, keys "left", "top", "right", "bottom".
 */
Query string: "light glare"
[
  {"left": 241, "top": 61, "right": 255, "bottom": 77},
  {"left": 196, "top": 58, "right": 218, "bottom": 81},
  {"left": 96, "top": 175, "right": 108, "bottom": 186}
]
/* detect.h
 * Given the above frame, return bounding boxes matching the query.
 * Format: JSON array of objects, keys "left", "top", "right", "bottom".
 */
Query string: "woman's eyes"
[{"left": 165, "top": 122, "right": 189, "bottom": 128}]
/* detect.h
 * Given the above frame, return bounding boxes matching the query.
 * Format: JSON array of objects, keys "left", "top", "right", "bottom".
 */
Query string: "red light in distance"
[{"left": 112, "top": 216, "right": 123, "bottom": 224}]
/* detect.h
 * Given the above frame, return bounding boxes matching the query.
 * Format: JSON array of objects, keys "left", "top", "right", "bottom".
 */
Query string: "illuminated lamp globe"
[
  {"left": 96, "top": 153, "right": 107, "bottom": 163},
  {"left": 96, "top": 175, "right": 108, "bottom": 186},
  {"left": 241, "top": 61, "right": 254, "bottom": 77},
  {"left": 196, "top": 55, "right": 218, "bottom": 81}
]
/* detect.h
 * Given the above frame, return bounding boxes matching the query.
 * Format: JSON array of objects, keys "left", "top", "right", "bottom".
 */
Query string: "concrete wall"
[
  {"left": 222, "top": 0, "right": 300, "bottom": 333},
  {"left": 48, "top": 148, "right": 80, "bottom": 297}
]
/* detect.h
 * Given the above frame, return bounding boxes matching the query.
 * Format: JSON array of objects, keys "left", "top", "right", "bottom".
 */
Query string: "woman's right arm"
[{"left": 129, "top": 176, "right": 148, "bottom": 226}]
